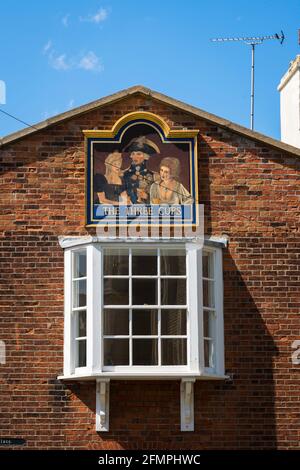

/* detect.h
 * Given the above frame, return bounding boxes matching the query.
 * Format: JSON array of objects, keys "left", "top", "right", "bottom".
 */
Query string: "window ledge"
[
  {"left": 57, "top": 371, "right": 229, "bottom": 381},
  {"left": 58, "top": 235, "right": 228, "bottom": 249}
]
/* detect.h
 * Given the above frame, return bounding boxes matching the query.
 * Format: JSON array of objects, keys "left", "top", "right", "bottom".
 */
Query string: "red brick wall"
[{"left": 1, "top": 93, "right": 300, "bottom": 449}]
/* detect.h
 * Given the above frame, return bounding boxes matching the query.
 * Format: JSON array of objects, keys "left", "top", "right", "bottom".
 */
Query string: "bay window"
[
  {"left": 59, "top": 237, "right": 226, "bottom": 431},
  {"left": 61, "top": 240, "right": 224, "bottom": 378}
]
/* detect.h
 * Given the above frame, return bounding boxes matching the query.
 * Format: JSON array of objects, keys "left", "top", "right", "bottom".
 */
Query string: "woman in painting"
[
  {"left": 150, "top": 157, "right": 193, "bottom": 205},
  {"left": 94, "top": 150, "right": 128, "bottom": 205}
]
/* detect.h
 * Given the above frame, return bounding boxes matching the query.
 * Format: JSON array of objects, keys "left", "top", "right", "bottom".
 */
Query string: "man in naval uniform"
[{"left": 123, "top": 136, "right": 160, "bottom": 204}]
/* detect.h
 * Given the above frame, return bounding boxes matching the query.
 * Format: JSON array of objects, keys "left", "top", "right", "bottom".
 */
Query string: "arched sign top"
[{"left": 83, "top": 111, "right": 199, "bottom": 140}]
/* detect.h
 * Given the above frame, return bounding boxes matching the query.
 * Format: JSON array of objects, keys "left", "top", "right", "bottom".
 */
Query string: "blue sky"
[{"left": 0, "top": 0, "right": 299, "bottom": 139}]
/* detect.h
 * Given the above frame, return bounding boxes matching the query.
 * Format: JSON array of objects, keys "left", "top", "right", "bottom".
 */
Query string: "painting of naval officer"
[
  {"left": 92, "top": 125, "right": 194, "bottom": 208},
  {"left": 122, "top": 136, "right": 160, "bottom": 204}
]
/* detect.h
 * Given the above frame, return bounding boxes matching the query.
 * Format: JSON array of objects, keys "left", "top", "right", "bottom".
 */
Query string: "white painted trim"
[
  {"left": 187, "top": 243, "right": 201, "bottom": 373},
  {"left": 86, "top": 245, "right": 102, "bottom": 373},
  {"left": 214, "top": 248, "right": 225, "bottom": 376},
  {"left": 102, "top": 366, "right": 190, "bottom": 373},
  {"left": 60, "top": 241, "right": 226, "bottom": 382},
  {"left": 180, "top": 378, "right": 195, "bottom": 431},
  {"left": 59, "top": 236, "right": 206, "bottom": 249},
  {"left": 96, "top": 379, "right": 110, "bottom": 432},
  {"left": 204, "top": 235, "right": 229, "bottom": 248},
  {"left": 86, "top": 245, "right": 93, "bottom": 372},
  {"left": 94, "top": 245, "right": 103, "bottom": 372},
  {"left": 58, "top": 372, "right": 228, "bottom": 381},
  {"left": 278, "top": 56, "right": 300, "bottom": 91},
  {"left": 74, "top": 366, "right": 89, "bottom": 375},
  {"left": 202, "top": 246, "right": 225, "bottom": 375},
  {"left": 63, "top": 249, "right": 73, "bottom": 376},
  {"left": 59, "top": 236, "right": 93, "bottom": 249}
]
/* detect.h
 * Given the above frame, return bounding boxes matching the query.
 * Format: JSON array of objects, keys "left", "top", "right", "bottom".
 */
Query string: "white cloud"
[
  {"left": 78, "top": 51, "right": 103, "bottom": 72},
  {"left": 43, "top": 41, "right": 103, "bottom": 73},
  {"left": 43, "top": 43, "right": 70, "bottom": 70},
  {"left": 80, "top": 7, "right": 108, "bottom": 24},
  {"left": 68, "top": 99, "right": 75, "bottom": 108},
  {"left": 43, "top": 40, "right": 52, "bottom": 55},
  {"left": 91, "top": 7, "right": 108, "bottom": 23},
  {"left": 50, "top": 53, "right": 71, "bottom": 70},
  {"left": 62, "top": 14, "right": 70, "bottom": 27}
]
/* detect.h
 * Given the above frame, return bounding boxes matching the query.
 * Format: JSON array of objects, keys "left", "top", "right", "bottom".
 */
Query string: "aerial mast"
[{"left": 211, "top": 32, "right": 285, "bottom": 130}]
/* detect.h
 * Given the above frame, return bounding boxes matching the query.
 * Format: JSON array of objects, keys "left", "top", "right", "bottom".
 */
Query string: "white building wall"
[{"left": 278, "top": 56, "right": 300, "bottom": 148}]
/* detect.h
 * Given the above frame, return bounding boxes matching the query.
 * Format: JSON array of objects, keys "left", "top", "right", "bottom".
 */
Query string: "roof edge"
[
  {"left": 278, "top": 55, "right": 300, "bottom": 91},
  {"left": 0, "top": 85, "right": 149, "bottom": 146},
  {"left": 1, "top": 84, "right": 300, "bottom": 158}
]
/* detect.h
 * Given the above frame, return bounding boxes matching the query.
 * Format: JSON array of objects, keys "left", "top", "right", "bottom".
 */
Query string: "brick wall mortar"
[{"left": 0, "top": 95, "right": 299, "bottom": 449}]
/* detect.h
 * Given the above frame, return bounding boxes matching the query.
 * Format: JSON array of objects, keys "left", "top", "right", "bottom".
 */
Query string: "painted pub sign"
[{"left": 84, "top": 112, "right": 199, "bottom": 227}]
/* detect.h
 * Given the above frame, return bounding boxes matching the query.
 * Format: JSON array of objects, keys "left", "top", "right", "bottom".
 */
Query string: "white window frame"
[
  {"left": 202, "top": 246, "right": 225, "bottom": 377},
  {"left": 102, "top": 245, "right": 189, "bottom": 373},
  {"left": 61, "top": 240, "right": 225, "bottom": 380}
]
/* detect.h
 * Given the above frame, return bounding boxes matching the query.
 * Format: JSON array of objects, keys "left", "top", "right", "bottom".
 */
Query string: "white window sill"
[
  {"left": 58, "top": 235, "right": 228, "bottom": 249},
  {"left": 57, "top": 371, "right": 229, "bottom": 381}
]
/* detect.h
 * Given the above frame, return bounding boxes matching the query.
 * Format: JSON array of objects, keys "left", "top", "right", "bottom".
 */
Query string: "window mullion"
[
  {"left": 214, "top": 248, "right": 224, "bottom": 375},
  {"left": 158, "top": 248, "right": 161, "bottom": 366},
  {"left": 129, "top": 309, "right": 132, "bottom": 366},
  {"left": 129, "top": 249, "right": 132, "bottom": 366},
  {"left": 64, "top": 249, "right": 74, "bottom": 375},
  {"left": 87, "top": 244, "right": 102, "bottom": 373},
  {"left": 187, "top": 243, "right": 202, "bottom": 373}
]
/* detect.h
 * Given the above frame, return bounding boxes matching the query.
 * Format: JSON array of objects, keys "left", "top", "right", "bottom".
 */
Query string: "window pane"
[
  {"left": 104, "top": 309, "right": 129, "bottom": 335},
  {"left": 73, "top": 250, "right": 86, "bottom": 278},
  {"left": 203, "top": 252, "right": 214, "bottom": 279},
  {"left": 161, "top": 309, "right": 186, "bottom": 335},
  {"left": 73, "top": 279, "right": 86, "bottom": 308},
  {"left": 104, "top": 339, "right": 129, "bottom": 366},
  {"left": 203, "top": 309, "right": 214, "bottom": 339},
  {"left": 76, "top": 310, "right": 86, "bottom": 337},
  {"left": 76, "top": 339, "right": 86, "bottom": 367},
  {"left": 104, "top": 278, "right": 129, "bottom": 305},
  {"left": 203, "top": 280, "right": 214, "bottom": 308},
  {"left": 132, "top": 249, "right": 157, "bottom": 275},
  {"left": 161, "top": 249, "right": 186, "bottom": 275},
  {"left": 132, "top": 310, "right": 157, "bottom": 335},
  {"left": 161, "top": 279, "right": 186, "bottom": 305},
  {"left": 103, "top": 249, "right": 128, "bottom": 275},
  {"left": 161, "top": 339, "right": 187, "bottom": 365},
  {"left": 132, "top": 279, "right": 158, "bottom": 305},
  {"left": 204, "top": 339, "right": 214, "bottom": 368},
  {"left": 133, "top": 339, "right": 158, "bottom": 365}
]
